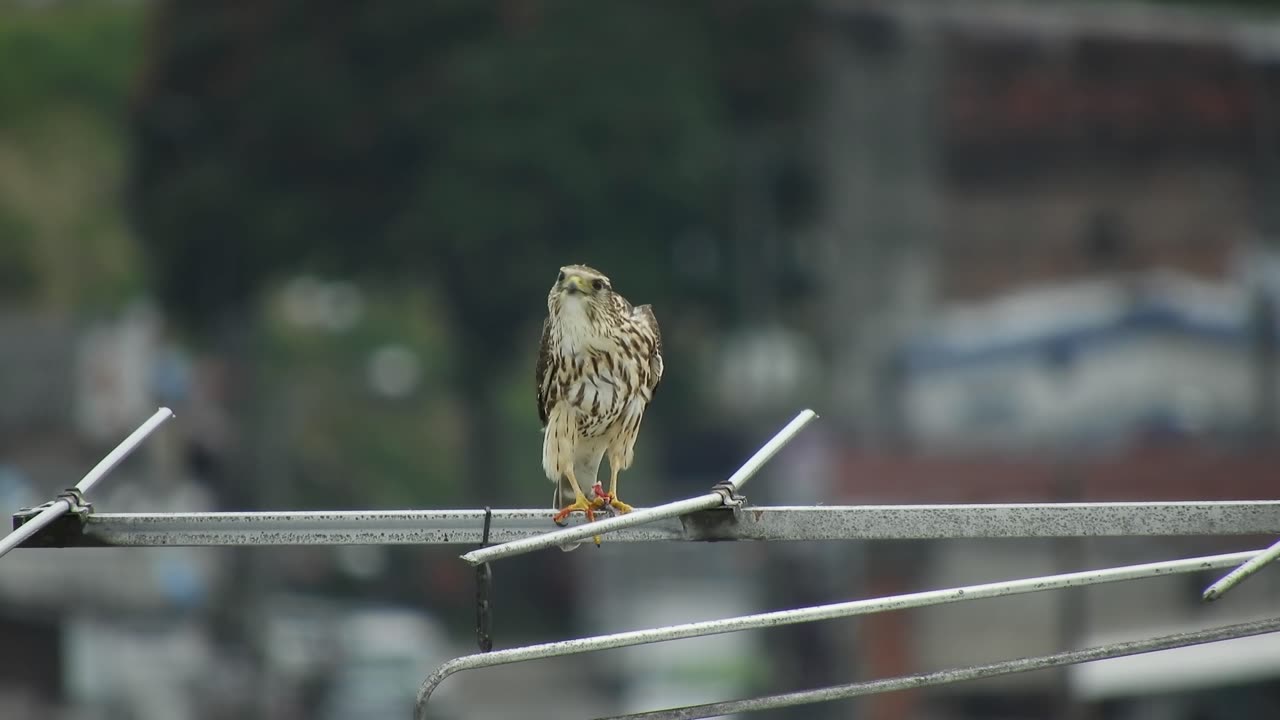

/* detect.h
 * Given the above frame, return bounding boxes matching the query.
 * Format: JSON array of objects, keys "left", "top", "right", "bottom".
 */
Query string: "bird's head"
[{"left": 548, "top": 264, "right": 615, "bottom": 319}]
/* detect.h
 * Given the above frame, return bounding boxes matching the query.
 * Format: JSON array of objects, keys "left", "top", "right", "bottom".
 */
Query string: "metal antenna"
[
  {"left": 461, "top": 409, "right": 819, "bottom": 565},
  {"left": 0, "top": 407, "right": 173, "bottom": 560},
  {"left": 414, "top": 547, "right": 1267, "bottom": 718}
]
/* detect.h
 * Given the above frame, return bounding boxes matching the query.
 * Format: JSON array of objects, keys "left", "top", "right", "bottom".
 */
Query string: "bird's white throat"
[{"left": 554, "top": 295, "right": 603, "bottom": 355}]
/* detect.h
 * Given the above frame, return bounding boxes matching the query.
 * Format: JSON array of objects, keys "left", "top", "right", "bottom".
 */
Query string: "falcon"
[{"left": 536, "top": 264, "right": 663, "bottom": 549}]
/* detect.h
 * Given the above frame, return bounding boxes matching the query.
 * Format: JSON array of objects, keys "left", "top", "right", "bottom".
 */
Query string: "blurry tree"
[
  {"left": 131, "top": 0, "right": 812, "bottom": 502},
  {"left": 0, "top": 2, "right": 145, "bottom": 310}
]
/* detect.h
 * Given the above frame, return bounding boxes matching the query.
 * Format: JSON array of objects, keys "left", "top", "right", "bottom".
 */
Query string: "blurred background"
[{"left": 4, "top": 0, "right": 1280, "bottom": 718}]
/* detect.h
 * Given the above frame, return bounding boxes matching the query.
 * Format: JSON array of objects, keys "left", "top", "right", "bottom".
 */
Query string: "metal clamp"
[
  {"left": 56, "top": 488, "right": 93, "bottom": 516},
  {"left": 14, "top": 489, "right": 93, "bottom": 529},
  {"left": 709, "top": 481, "right": 746, "bottom": 510},
  {"left": 0, "top": 407, "right": 173, "bottom": 561}
]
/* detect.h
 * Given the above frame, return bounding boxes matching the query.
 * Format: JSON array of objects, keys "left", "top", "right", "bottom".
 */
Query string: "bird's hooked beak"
[{"left": 560, "top": 273, "right": 589, "bottom": 296}]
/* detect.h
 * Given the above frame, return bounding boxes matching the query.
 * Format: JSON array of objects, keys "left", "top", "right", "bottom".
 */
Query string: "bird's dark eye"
[
  {"left": 592, "top": 279, "right": 605, "bottom": 291},
  {"left": 557, "top": 271, "right": 566, "bottom": 282}
]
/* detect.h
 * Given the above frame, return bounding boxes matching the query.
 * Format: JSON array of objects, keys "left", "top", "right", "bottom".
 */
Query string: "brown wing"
[
  {"left": 635, "top": 304, "right": 664, "bottom": 397},
  {"left": 535, "top": 317, "right": 553, "bottom": 427}
]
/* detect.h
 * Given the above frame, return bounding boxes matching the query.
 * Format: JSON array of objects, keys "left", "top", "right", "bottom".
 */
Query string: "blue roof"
[{"left": 899, "top": 303, "right": 1253, "bottom": 373}]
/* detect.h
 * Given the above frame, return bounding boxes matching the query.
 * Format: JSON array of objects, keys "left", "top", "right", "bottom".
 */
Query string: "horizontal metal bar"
[
  {"left": 1, "top": 407, "right": 173, "bottom": 560},
  {"left": 460, "top": 409, "right": 819, "bottom": 565},
  {"left": 413, "top": 548, "right": 1262, "bottom": 718},
  {"left": 18, "top": 501, "right": 1280, "bottom": 549},
  {"left": 603, "top": 616, "right": 1280, "bottom": 720},
  {"left": 17, "top": 509, "right": 679, "bottom": 547}
]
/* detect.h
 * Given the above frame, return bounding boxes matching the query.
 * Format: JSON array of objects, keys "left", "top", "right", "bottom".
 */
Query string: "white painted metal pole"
[
  {"left": 0, "top": 407, "right": 173, "bottom": 559},
  {"left": 1203, "top": 533, "right": 1280, "bottom": 601},
  {"left": 459, "top": 409, "right": 818, "bottom": 565},
  {"left": 603, "top": 616, "right": 1280, "bottom": 720},
  {"left": 415, "top": 548, "right": 1262, "bottom": 717}
]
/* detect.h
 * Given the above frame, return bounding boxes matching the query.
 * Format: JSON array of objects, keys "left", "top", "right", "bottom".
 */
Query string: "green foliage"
[
  {"left": 131, "top": 0, "right": 815, "bottom": 502},
  {"left": 131, "top": 1, "right": 812, "bottom": 340},
  {"left": 0, "top": 2, "right": 146, "bottom": 310},
  {"left": 0, "top": 206, "right": 37, "bottom": 299},
  {"left": 259, "top": 281, "right": 465, "bottom": 507},
  {"left": 0, "top": 2, "right": 142, "bottom": 131}
]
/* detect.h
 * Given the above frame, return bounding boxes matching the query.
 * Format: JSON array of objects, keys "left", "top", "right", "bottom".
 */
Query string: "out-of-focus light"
[
  {"left": 334, "top": 545, "right": 388, "bottom": 581},
  {"left": 716, "top": 326, "right": 820, "bottom": 413},
  {"left": 319, "top": 281, "right": 364, "bottom": 332},
  {"left": 280, "top": 275, "right": 325, "bottom": 328},
  {"left": 280, "top": 276, "right": 365, "bottom": 332},
  {"left": 366, "top": 344, "right": 422, "bottom": 399}
]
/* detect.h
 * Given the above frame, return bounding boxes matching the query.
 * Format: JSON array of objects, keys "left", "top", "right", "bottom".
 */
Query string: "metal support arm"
[
  {"left": 414, "top": 547, "right": 1264, "bottom": 719},
  {"left": 602, "top": 616, "right": 1280, "bottom": 720},
  {"left": 13, "top": 502, "right": 1280, "bottom": 549}
]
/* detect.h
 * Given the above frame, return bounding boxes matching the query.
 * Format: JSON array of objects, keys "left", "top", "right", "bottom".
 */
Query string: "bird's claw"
[
  {"left": 589, "top": 483, "right": 633, "bottom": 514},
  {"left": 552, "top": 495, "right": 596, "bottom": 526}
]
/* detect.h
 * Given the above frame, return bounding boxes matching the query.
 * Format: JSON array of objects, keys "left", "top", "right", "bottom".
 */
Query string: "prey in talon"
[{"left": 535, "top": 264, "right": 663, "bottom": 551}]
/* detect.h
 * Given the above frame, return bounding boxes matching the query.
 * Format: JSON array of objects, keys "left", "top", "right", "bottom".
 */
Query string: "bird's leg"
[
  {"left": 552, "top": 466, "right": 595, "bottom": 525},
  {"left": 599, "top": 462, "right": 634, "bottom": 514},
  {"left": 552, "top": 466, "right": 602, "bottom": 547}
]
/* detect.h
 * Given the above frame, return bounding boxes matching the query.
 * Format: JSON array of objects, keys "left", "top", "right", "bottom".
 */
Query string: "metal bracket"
[
  {"left": 709, "top": 480, "right": 746, "bottom": 510},
  {"left": 475, "top": 507, "right": 494, "bottom": 653},
  {"left": 676, "top": 482, "right": 748, "bottom": 541},
  {"left": 12, "top": 489, "right": 95, "bottom": 546},
  {"left": 15, "top": 488, "right": 91, "bottom": 521},
  {"left": 0, "top": 407, "right": 173, "bottom": 560}
]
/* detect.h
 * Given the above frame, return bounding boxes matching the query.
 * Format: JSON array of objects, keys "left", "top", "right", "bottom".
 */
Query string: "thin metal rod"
[
  {"left": 0, "top": 407, "right": 173, "bottom": 560},
  {"left": 414, "top": 548, "right": 1261, "bottom": 718},
  {"left": 459, "top": 409, "right": 819, "bottom": 566},
  {"left": 601, "top": 616, "right": 1280, "bottom": 720},
  {"left": 75, "top": 407, "right": 175, "bottom": 496},
  {"left": 1203, "top": 533, "right": 1280, "bottom": 601},
  {"left": 20, "top": 501, "right": 1280, "bottom": 548},
  {"left": 716, "top": 409, "right": 821, "bottom": 494}
]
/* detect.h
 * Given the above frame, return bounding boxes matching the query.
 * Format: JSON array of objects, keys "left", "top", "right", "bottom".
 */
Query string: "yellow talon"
[
  {"left": 607, "top": 493, "right": 633, "bottom": 514},
  {"left": 552, "top": 495, "right": 596, "bottom": 526},
  {"left": 589, "top": 483, "right": 633, "bottom": 514}
]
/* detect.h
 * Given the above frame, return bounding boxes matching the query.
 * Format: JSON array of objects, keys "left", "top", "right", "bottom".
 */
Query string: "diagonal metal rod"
[
  {"left": 0, "top": 407, "right": 173, "bottom": 560},
  {"left": 1202, "top": 534, "right": 1280, "bottom": 601},
  {"left": 414, "top": 548, "right": 1262, "bottom": 718},
  {"left": 459, "top": 409, "right": 818, "bottom": 565},
  {"left": 18, "top": 501, "right": 1280, "bottom": 548},
  {"left": 600, "top": 616, "right": 1280, "bottom": 720}
]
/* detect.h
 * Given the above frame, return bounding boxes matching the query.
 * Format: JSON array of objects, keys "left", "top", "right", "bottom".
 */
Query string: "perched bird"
[{"left": 535, "top": 264, "right": 663, "bottom": 550}]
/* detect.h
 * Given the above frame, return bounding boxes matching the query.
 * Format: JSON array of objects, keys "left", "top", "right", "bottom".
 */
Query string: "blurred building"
[
  {"left": 900, "top": 266, "right": 1278, "bottom": 451},
  {"left": 0, "top": 306, "right": 232, "bottom": 719},
  {"left": 805, "top": 2, "right": 1280, "bottom": 719},
  {"left": 809, "top": 0, "right": 1280, "bottom": 436}
]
